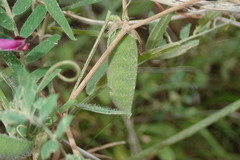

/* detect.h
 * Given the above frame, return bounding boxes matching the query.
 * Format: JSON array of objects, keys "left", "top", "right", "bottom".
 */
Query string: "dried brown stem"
[
  {"left": 122, "top": 0, "right": 129, "bottom": 21},
  {"left": 128, "top": 0, "right": 202, "bottom": 30},
  {"left": 64, "top": 113, "right": 79, "bottom": 155}
]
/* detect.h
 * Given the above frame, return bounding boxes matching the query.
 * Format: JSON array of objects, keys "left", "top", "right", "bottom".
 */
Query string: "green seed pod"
[{"left": 107, "top": 31, "right": 138, "bottom": 117}]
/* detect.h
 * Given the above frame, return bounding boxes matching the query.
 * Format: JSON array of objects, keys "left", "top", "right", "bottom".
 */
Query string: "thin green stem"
[
  {"left": 127, "top": 99, "right": 240, "bottom": 160},
  {"left": 70, "top": 11, "right": 111, "bottom": 99}
]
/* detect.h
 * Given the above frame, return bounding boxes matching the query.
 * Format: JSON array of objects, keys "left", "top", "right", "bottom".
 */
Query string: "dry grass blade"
[{"left": 151, "top": 0, "right": 240, "bottom": 12}]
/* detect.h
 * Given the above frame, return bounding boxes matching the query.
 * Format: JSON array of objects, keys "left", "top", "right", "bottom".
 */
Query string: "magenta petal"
[
  {"left": 0, "top": 37, "right": 28, "bottom": 51},
  {"left": 18, "top": 43, "right": 29, "bottom": 51}
]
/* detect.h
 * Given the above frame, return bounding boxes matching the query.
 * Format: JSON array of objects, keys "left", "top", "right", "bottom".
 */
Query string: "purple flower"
[{"left": 0, "top": 37, "right": 29, "bottom": 51}]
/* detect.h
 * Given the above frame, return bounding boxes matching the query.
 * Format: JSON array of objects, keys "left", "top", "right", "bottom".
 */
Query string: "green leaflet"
[
  {"left": 54, "top": 115, "right": 73, "bottom": 138},
  {"left": 43, "top": 0, "right": 75, "bottom": 40},
  {"left": 0, "top": 111, "right": 27, "bottom": 125},
  {"left": 86, "top": 61, "right": 107, "bottom": 95},
  {"left": 194, "top": 11, "right": 220, "bottom": 34},
  {"left": 0, "top": 51, "right": 23, "bottom": 73},
  {"left": 139, "top": 40, "right": 199, "bottom": 64},
  {"left": 12, "top": 0, "right": 32, "bottom": 15},
  {"left": 15, "top": 70, "right": 38, "bottom": 110},
  {"left": 146, "top": 14, "right": 173, "bottom": 50},
  {"left": 41, "top": 140, "right": 59, "bottom": 159},
  {"left": 37, "top": 68, "right": 61, "bottom": 91},
  {"left": 76, "top": 103, "right": 126, "bottom": 115},
  {"left": 0, "top": 87, "right": 9, "bottom": 110},
  {"left": 180, "top": 23, "right": 192, "bottom": 40},
  {"left": 38, "top": 94, "right": 58, "bottom": 121},
  {"left": 31, "top": 67, "right": 50, "bottom": 82},
  {"left": 63, "top": 0, "right": 102, "bottom": 10},
  {"left": 0, "top": 7, "right": 14, "bottom": 30},
  {"left": 158, "top": 147, "right": 176, "bottom": 160},
  {"left": 153, "top": 40, "right": 199, "bottom": 59},
  {"left": 107, "top": 33, "right": 138, "bottom": 116},
  {"left": 20, "top": 5, "right": 47, "bottom": 38},
  {"left": 0, "top": 134, "right": 33, "bottom": 160},
  {"left": 26, "top": 34, "right": 61, "bottom": 62},
  {"left": 58, "top": 99, "right": 76, "bottom": 114}
]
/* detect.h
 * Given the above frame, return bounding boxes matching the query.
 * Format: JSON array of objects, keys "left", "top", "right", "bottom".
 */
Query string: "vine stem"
[{"left": 69, "top": 0, "right": 203, "bottom": 100}]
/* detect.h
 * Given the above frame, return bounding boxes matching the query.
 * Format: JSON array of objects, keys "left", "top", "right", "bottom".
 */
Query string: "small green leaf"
[
  {"left": 139, "top": 40, "right": 199, "bottom": 64},
  {"left": 157, "top": 40, "right": 199, "bottom": 59},
  {"left": 54, "top": 115, "right": 73, "bottom": 138},
  {"left": 41, "top": 140, "right": 59, "bottom": 159},
  {"left": 12, "top": 0, "right": 32, "bottom": 15},
  {"left": 180, "top": 24, "right": 192, "bottom": 40},
  {"left": 0, "top": 87, "right": 9, "bottom": 110},
  {"left": 43, "top": 0, "right": 75, "bottom": 40},
  {"left": 0, "top": 52, "right": 23, "bottom": 73},
  {"left": 0, "top": 111, "right": 27, "bottom": 125},
  {"left": 39, "top": 94, "right": 58, "bottom": 121},
  {"left": 63, "top": 0, "right": 102, "bottom": 10},
  {"left": 107, "top": 33, "right": 138, "bottom": 116},
  {"left": 37, "top": 68, "right": 61, "bottom": 91},
  {"left": 26, "top": 34, "right": 61, "bottom": 62},
  {"left": 16, "top": 70, "right": 37, "bottom": 109},
  {"left": 31, "top": 67, "right": 50, "bottom": 82},
  {"left": 0, "top": 67, "right": 16, "bottom": 92},
  {"left": 158, "top": 147, "right": 176, "bottom": 160},
  {"left": 86, "top": 61, "right": 107, "bottom": 95},
  {"left": 0, "top": 8, "right": 14, "bottom": 30},
  {"left": 20, "top": 5, "right": 47, "bottom": 38},
  {"left": 58, "top": 100, "right": 76, "bottom": 114},
  {"left": 76, "top": 103, "right": 127, "bottom": 115},
  {"left": 0, "top": 134, "right": 33, "bottom": 160},
  {"left": 146, "top": 14, "right": 172, "bottom": 50},
  {"left": 194, "top": 11, "right": 220, "bottom": 34}
]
